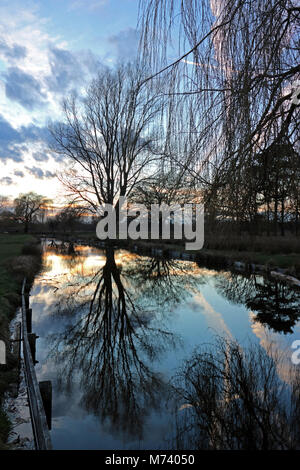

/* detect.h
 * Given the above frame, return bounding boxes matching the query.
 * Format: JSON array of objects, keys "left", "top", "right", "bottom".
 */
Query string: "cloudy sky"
[{"left": 0, "top": 0, "right": 139, "bottom": 202}]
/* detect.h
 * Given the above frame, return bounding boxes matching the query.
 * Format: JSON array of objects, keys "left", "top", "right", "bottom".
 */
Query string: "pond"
[{"left": 29, "top": 242, "right": 300, "bottom": 450}]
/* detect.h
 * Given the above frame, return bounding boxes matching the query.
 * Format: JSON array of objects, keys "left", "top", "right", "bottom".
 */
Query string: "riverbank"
[
  {"left": 0, "top": 234, "right": 42, "bottom": 449},
  {"left": 53, "top": 231, "right": 300, "bottom": 277},
  {"left": 126, "top": 240, "right": 300, "bottom": 282}
]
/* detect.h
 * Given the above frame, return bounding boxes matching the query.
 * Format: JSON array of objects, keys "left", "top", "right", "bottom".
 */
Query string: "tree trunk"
[{"left": 280, "top": 198, "right": 285, "bottom": 236}]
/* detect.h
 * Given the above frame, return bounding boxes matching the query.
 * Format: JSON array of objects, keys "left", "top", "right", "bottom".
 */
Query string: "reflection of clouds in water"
[
  {"left": 52, "top": 386, "right": 88, "bottom": 422},
  {"left": 31, "top": 285, "right": 57, "bottom": 309},
  {"left": 30, "top": 284, "right": 82, "bottom": 345},
  {"left": 250, "top": 311, "right": 296, "bottom": 383},
  {"left": 41, "top": 248, "right": 107, "bottom": 281},
  {"left": 35, "top": 346, "right": 90, "bottom": 423},
  {"left": 191, "top": 292, "right": 233, "bottom": 339},
  {"left": 291, "top": 321, "right": 300, "bottom": 335},
  {"left": 30, "top": 248, "right": 110, "bottom": 320}
]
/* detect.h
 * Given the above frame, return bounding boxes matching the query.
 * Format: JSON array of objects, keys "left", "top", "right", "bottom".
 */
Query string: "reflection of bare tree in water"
[
  {"left": 172, "top": 336, "right": 300, "bottom": 450},
  {"left": 214, "top": 272, "right": 258, "bottom": 305},
  {"left": 215, "top": 272, "right": 300, "bottom": 334},
  {"left": 50, "top": 247, "right": 180, "bottom": 438},
  {"left": 123, "top": 255, "right": 203, "bottom": 308},
  {"left": 60, "top": 253, "right": 86, "bottom": 273}
]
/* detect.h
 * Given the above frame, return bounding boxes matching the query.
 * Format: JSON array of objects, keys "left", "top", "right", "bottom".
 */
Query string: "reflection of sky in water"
[{"left": 29, "top": 245, "right": 300, "bottom": 449}]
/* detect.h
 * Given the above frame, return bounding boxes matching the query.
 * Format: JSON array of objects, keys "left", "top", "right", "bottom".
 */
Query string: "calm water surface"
[{"left": 29, "top": 242, "right": 300, "bottom": 449}]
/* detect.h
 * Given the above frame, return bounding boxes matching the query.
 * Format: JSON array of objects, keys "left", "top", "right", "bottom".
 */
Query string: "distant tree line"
[{"left": 0, "top": 192, "right": 95, "bottom": 234}]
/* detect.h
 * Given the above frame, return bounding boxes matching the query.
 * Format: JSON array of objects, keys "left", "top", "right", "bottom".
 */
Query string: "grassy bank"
[
  {"left": 0, "top": 234, "right": 42, "bottom": 449},
  {"left": 115, "top": 235, "right": 300, "bottom": 275},
  {"left": 142, "top": 235, "right": 299, "bottom": 275}
]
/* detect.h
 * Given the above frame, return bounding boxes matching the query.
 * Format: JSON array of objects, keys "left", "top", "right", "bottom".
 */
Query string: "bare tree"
[
  {"left": 50, "top": 63, "right": 163, "bottom": 214},
  {"left": 14, "top": 192, "right": 51, "bottom": 233},
  {"left": 130, "top": 170, "right": 196, "bottom": 208}
]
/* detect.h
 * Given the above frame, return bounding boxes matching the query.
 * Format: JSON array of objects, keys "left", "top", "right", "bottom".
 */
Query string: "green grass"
[
  {"left": 198, "top": 249, "right": 300, "bottom": 275},
  {"left": 0, "top": 234, "right": 34, "bottom": 262},
  {"left": 0, "top": 235, "right": 34, "bottom": 322}
]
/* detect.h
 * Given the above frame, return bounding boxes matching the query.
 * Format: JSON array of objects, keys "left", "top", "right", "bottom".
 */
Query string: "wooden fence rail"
[{"left": 21, "top": 279, "right": 52, "bottom": 450}]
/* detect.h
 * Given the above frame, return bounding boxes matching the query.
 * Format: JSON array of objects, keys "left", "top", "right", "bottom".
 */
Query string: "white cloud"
[
  {"left": 0, "top": 3, "right": 58, "bottom": 126},
  {"left": 108, "top": 27, "right": 138, "bottom": 61},
  {"left": 0, "top": 147, "right": 67, "bottom": 199},
  {"left": 0, "top": 0, "right": 137, "bottom": 199},
  {"left": 0, "top": 2, "right": 101, "bottom": 128}
]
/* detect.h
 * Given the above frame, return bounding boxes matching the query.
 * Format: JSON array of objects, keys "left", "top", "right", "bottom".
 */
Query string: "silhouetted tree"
[
  {"left": 14, "top": 192, "right": 51, "bottom": 233},
  {"left": 50, "top": 63, "right": 163, "bottom": 214}
]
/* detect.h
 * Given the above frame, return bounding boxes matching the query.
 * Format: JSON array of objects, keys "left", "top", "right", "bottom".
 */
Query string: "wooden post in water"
[
  {"left": 24, "top": 293, "right": 30, "bottom": 310},
  {"left": 28, "top": 333, "right": 38, "bottom": 364},
  {"left": 12, "top": 322, "right": 21, "bottom": 364},
  {"left": 39, "top": 381, "right": 52, "bottom": 430},
  {"left": 26, "top": 308, "right": 32, "bottom": 333}
]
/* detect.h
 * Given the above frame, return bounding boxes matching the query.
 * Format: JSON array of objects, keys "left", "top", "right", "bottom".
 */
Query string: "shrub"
[{"left": 21, "top": 242, "right": 41, "bottom": 256}]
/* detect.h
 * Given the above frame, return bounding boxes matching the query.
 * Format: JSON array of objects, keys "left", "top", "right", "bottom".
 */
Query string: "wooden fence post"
[
  {"left": 26, "top": 308, "right": 32, "bottom": 333},
  {"left": 28, "top": 333, "right": 39, "bottom": 364},
  {"left": 39, "top": 381, "right": 52, "bottom": 430}
]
